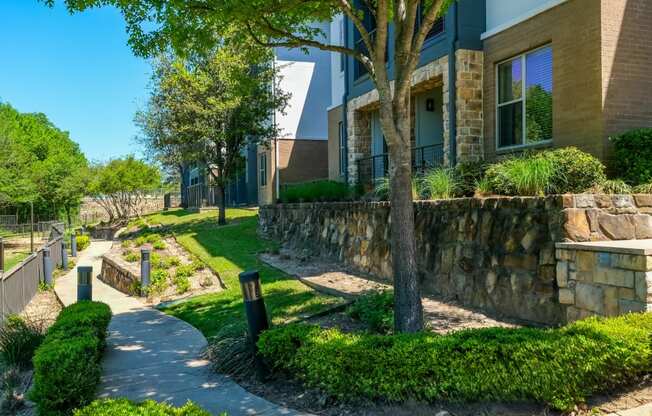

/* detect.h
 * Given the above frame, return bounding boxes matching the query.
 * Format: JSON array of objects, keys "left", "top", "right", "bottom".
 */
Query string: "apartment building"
[{"left": 328, "top": 0, "right": 652, "bottom": 186}]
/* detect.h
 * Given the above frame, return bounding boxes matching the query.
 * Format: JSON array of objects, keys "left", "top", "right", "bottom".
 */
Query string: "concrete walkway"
[{"left": 55, "top": 241, "right": 306, "bottom": 415}]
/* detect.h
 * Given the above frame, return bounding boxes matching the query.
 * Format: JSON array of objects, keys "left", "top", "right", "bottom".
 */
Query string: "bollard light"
[
  {"left": 77, "top": 266, "right": 93, "bottom": 301},
  {"left": 140, "top": 247, "right": 151, "bottom": 295},
  {"left": 239, "top": 270, "right": 270, "bottom": 347},
  {"left": 164, "top": 194, "right": 171, "bottom": 211},
  {"left": 71, "top": 234, "right": 77, "bottom": 257},
  {"left": 43, "top": 247, "right": 53, "bottom": 286},
  {"left": 61, "top": 240, "right": 68, "bottom": 271}
]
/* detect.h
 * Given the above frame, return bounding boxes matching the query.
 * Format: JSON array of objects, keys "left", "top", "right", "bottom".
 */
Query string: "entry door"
[
  {"left": 416, "top": 89, "right": 443, "bottom": 147},
  {"left": 371, "top": 112, "right": 387, "bottom": 180}
]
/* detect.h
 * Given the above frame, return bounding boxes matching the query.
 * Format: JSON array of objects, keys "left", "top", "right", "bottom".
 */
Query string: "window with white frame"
[
  {"left": 259, "top": 153, "right": 267, "bottom": 187},
  {"left": 338, "top": 121, "right": 346, "bottom": 177},
  {"left": 497, "top": 45, "right": 553, "bottom": 149}
]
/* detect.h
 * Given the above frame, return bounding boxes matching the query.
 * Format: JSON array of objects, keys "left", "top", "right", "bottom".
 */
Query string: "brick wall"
[
  {"left": 483, "top": 0, "right": 604, "bottom": 161},
  {"left": 278, "top": 139, "right": 329, "bottom": 184},
  {"left": 601, "top": 0, "right": 652, "bottom": 160}
]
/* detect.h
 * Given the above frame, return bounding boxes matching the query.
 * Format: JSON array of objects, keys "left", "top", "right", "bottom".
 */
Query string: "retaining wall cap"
[{"left": 556, "top": 239, "right": 652, "bottom": 255}]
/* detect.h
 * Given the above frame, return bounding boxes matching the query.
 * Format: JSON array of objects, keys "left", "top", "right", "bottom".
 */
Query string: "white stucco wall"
[
  {"left": 274, "top": 21, "right": 331, "bottom": 141},
  {"left": 330, "top": 14, "right": 346, "bottom": 109},
  {"left": 485, "top": 0, "right": 567, "bottom": 38}
]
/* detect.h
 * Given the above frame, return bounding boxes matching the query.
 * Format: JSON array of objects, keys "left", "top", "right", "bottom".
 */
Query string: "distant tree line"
[{"left": 0, "top": 102, "right": 89, "bottom": 224}]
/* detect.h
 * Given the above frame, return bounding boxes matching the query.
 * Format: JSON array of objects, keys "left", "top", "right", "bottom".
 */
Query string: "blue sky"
[{"left": 0, "top": 1, "right": 151, "bottom": 162}]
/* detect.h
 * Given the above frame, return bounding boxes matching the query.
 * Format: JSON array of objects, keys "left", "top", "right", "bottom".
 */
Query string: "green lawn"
[
  {"left": 5, "top": 251, "right": 29, "bottom": 271},
  {"left": 143, "top": 208, "right": 342, "bottom": 339}
]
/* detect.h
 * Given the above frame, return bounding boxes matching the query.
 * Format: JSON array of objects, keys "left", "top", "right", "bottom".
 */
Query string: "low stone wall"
[
  {"left": 556, "top": 241, "right": 652, "bottom": 322},
  {"left": 100, "top": 256, "right": 139, "bottom": 296},
  {"left": 259, "top": 194, "right": 652, "bottom": 325}
]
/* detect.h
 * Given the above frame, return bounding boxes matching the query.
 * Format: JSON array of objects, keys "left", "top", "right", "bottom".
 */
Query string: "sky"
[{"left": 0, "top": 0, "right": 151, "bottom": 162}]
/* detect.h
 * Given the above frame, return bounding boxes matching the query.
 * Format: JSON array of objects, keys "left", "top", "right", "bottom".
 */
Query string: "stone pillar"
[
  {"left": 43, "top": 247, "right": 53, "bottom": 286},
  {"left": 455, "top": 49, "right": 484, "bottom": 164},
  {"left": 346, "top": 108, "right": 373, "bottom": 186}
]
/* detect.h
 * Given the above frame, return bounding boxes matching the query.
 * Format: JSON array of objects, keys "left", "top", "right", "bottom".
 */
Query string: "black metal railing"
[{"left": 356, "top": 143, "right": 446, "bottom": 189}]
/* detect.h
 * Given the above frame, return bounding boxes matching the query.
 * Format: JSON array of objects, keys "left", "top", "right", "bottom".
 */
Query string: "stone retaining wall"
[
  {"left": 100, "top": 256, "right": 140, "bottom": 296},
  {"left": 260, "top": 194, "right": 652, "bottom": 325}
]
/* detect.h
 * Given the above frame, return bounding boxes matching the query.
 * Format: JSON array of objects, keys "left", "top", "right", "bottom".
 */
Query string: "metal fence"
[
  {"left": 356, "top": 143, "right": 446, "bottom": 190},
  {"left": 0, "top": 236, "right": 63, "bottom": 320},
  {"left": 0, "top": 215, "right": 18, "bottom": 227},
  {"left": 187, "top": 184, "right": 223, "bottom": 209}
]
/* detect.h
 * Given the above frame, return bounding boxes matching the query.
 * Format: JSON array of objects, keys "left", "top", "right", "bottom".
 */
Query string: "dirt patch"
[
  {"left": 103, "top": 236, "right": 222, "bottom": 304},
  {"left": 261, "top": 248, "right": 521, "bottom": 334}
]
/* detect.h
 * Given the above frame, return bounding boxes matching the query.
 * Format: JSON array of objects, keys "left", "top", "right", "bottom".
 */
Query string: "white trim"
[{"left": 481, "top": 0, "right": 567, "bottom": 40}]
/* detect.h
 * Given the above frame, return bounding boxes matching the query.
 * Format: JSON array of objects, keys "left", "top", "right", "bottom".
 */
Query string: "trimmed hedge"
[
  {"left": 280, "top": 180, "right": 354, "bottom": 203},
  {"left": 259, "top": 313, "right": 652, "bottom": 411},
  {"left": 76, "top": 235, "right": 91, "bottom": 252},
  {"left": 74, "top": 399, "right": 217, "bottom": 416},
  {"left": 611, "top": 128, "right": 652, "bottom": 185},
  {"left": 30, "top": 301, "right": 112, "bottom": 416}
]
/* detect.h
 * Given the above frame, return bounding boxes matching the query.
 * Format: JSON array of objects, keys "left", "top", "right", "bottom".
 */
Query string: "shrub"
[
  {"left": 31, "top": 301, "right": 112, "bottom": 416},
  {"left": 374, "top": 177, "right": 418, "bottom": 201},
  {"left": 191, "top": 259, "right": 205, "bottom": 271},
  {"left": 123, "top": 250, "right": 139, "bottom": 263},
  {"left": 153, "top": 240, "right": 167, "bottom": 250},
  {"left": 485, "top": 156, "right": 556, "bottom": 196},
  {"left": 419, "top": 168, "right": 460, "bottom": 200},
  {"left": 280, "top": 180, "right": 354, "bottom": 203},
  {"left": 120, "top": 240, "right": 132, "bottom": 249},
  {"left": 146, "top": 270, "right": 169, "bottom": 296},
  {"left": 454, "top": 161, "right": 487, "bottom": 197},
  {"left": 174, "top": 275, "right": 191, "bottom": 294},
  {"left": 134, "top": 236, "right": 147, "bottom": 247},
  {"left": 75, "top": 235, "right": 90, "bottom": 252},
  {"left": 259, "top": 313, "right": 652, "bottom": 412},
  {"left": 151, "top": 252, "right": 163, "bottom": 269},
  {"left": 542, "top": 147, "right": 606, "bottom": 193},
  {"left": 611, "top": 128, "right": 652, "bottom": 185},
  {"left": 347, "top": 291, "right": 394, "bottom": 334},
  {"left": 634, "top": 182, "right": 652, "bottom": 193},
  {"left": 74, "top": 399, "right": 215, "bottom": 416},
  {"left": 0, "top": 315, "right": 45, "bottom": 369},
  {"left": 593, "top": 179, "right": 633, "bottom": 195},
  {"left": 164, "top": 256, "right": 182, "bottom": 268},
  {"left": 146, "top": 234, "right": 162, "bottom": 244}
]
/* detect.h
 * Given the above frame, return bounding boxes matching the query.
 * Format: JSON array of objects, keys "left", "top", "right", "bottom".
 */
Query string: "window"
[
  {"left": 259, "top": 153, "right": 267, "bottom": 187},
  {"left": 417, "top": 1, "right": 445, "bottom": 40},
  {"left": 354, "top": 2, "right": 377, "bottom": 79},
  {"left": 338, "top": 121, "right": 346, "bottom": 177},
  {"left": 497, "top": 45, "right": 553, "bottom": 149}
]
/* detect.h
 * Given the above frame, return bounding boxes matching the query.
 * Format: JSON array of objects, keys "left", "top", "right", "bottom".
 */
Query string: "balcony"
[{"left": 356, "top": 143, "right": 446, "bottom": 188}]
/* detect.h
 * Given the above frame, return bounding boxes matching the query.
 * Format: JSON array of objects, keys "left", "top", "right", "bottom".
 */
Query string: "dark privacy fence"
[{"left": 0, "top": 237, "right": 63, "bottom": 319}]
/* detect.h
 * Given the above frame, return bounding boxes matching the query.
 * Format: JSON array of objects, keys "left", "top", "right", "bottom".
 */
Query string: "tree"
[
  {"left": 136, "top": 41, "right": 288, "bottom": 225},
  {"left": 88, "top": 156, "right": 161, "bottom": 224},
  {"left": 52, "top": 0, "right": 456, "bottom": 333},
  {"left": 0, "top": 102, "right": 89, "bottom": 222}
]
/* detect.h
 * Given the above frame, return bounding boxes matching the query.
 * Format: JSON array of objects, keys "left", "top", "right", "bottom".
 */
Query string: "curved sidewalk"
[{"left": 55, "top": 241, "right": 306, "bottom": 416}]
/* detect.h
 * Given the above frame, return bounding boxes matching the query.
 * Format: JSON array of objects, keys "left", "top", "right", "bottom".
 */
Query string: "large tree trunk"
[
  {"left": 217, "top": 184, "right": 227, "bottom": 226},
  {"left": 382, "top": 94, "right": 424, "bottom": 333}
]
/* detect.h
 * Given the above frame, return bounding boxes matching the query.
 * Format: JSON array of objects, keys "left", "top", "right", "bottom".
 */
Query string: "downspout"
[
  {"left": 342, "top": 14, "right": 351, "bottom": 184},
  {"left": 447, "top": 3, "right": 459, "bottom": 167}
]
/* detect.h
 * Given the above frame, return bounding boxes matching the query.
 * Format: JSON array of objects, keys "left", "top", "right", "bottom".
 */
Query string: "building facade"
[
  {"left": 328, "top": 0, "right": 652, "bottom": 187},
  {"left": 257, "top": 21, "right": 332, "bottom": 205}
]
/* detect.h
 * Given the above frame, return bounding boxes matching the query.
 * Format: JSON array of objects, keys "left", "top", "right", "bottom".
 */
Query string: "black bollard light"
[
  {"left": 61, "top": 239, "right": 69, "bottom": 271},
  {"left": 43, "top": 247, "right": 53, "bottom": 286},
  {"left": 239, "top": 270, "right": 270, "bottom": 379},
  {"left": 239, "top": 270, "right": 269, "bottom": 346},
  {"left": 140, "top": 247, "right": 151, "bottom": 295},
  {"left": 164, "top": 193, "right": 171, "bottom": 211},
  {"left": 71, "top": 234, "right": 77, "bottom": 257},
  {"left": 77, "top": 266, "right": 93, "bottom": 301}
]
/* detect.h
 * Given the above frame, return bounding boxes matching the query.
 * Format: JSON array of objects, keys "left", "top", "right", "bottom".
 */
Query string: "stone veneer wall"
[
  {"left": 556, "top": 245, "right": 652, "bottom": 322},
  {"left": 260, "top": 194, "right": 652, "bottom": 325},
  {"left": 100, "top": 256, "right": 140, "bottom": 296}
]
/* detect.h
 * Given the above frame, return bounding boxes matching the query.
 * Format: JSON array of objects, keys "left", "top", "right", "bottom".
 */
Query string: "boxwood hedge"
[
  {"left": 30, "top": 301, "right": 112, "bottom": 416},
  {"left": 258, "top": 313, "right": 652, "bottom": 411},
  {"left": 74, "top": 399, "right": 218, "bottom": 416}
]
